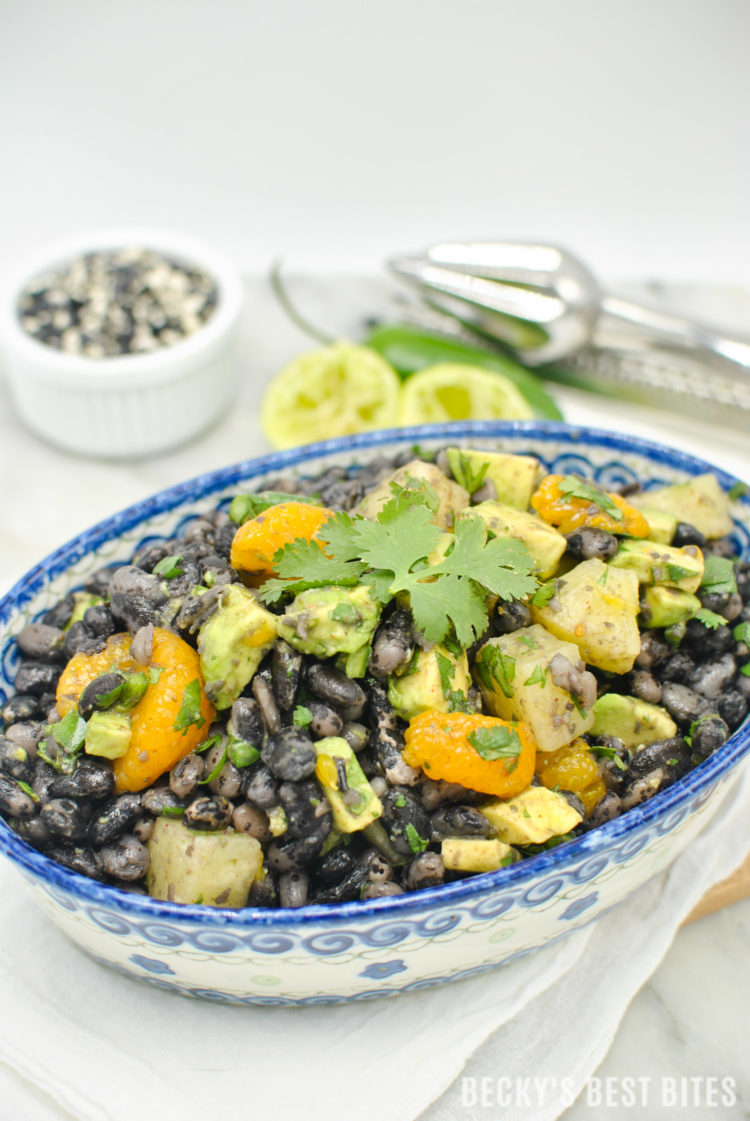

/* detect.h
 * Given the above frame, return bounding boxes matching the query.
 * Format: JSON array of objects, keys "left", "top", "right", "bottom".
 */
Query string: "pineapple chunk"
[
  {"left": 530, "top": 558, "right": 641, "bottom": 674},
  {"left": 357, "top": 459, "right": 469, "bottom": 527},
  {"left": 630, "top": 474, "right": 733, "bottom": 540},
  {"left": 445, "top": 447, "right": 543, "bottom": 509},
  {"left": 146, "top": 818, "right": 262, "bottom": 907},
  {"left": 474, "top": 625, "right": 595, "bottom": 753},
  {"left": 441, "top": 837, "right": 514, "bottom": 873},
  {"left": 480, "top": 787, "right": 582, "bottom": 845}
]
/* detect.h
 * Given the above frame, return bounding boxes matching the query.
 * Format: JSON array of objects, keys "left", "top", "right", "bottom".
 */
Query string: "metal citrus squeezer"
[{"left": 388, "top": 241, "right": 750, "bottom": 429}]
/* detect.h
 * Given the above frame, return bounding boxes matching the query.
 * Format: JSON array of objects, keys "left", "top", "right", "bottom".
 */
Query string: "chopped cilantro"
[
  {"left": 95, "top": 680, "right": 125, "bottom": 708},
  {"left": 447, "top": 689, "right": 472, "bottom": 713},
  {"left": 161, "top": 806, "right": 185, "bottom": 818},
  {"left": 517, "top": 634, "right": 539, "bottom": 650},
  {"left": 16, "top": 780, "right": 38, "bottom": 802},
  {"left": 449, "top": 452, "right": 490, "bottom": 495},
  {"left": 172, "top": 679, "right": 206, "bottom": 735},
  {"left": 195, "top": 732, "right": 223, "bottom": 754},
  {"left": 260, "top": 482, "right": 537, "bottom": 646},
  {"left": 148, "top": 665, "right": 164, "bottom": 685},
  {"left": 728, "top": 481, "right": 749, "bottom": 501},
  {"left": 405, "top": 822, "right": 428, "bottom": 854},
  {"left": 394, "top": 793, "right": 407, "bottom": 808},
  {"left": 523, "top": 665, "right": 548, "bottom": 688},
  {"left": 228, "top": 491, "right": 322, "bottom": 525},
  {"left": 666, "top": 564, "right": 694, "bottom": 582},
  {"left": 442, "top": 635, "right": 462, "bottom": 657},
  {"left": 49, "top": 710, "right": 87, "bottom": 755},
  {"left": 436, "top": 651, "right": 455, "bottom": 697},
  {"left": 293, "top": 705, "right": 313, "bottom": 728},
  {"left": 476, "top": 647, "right": 516, "bottom": 699},
  {"left": 201, "top": 746, "right": 228, "bottom": 784},
  {"left": 153, "top": 553, "right": 184, "bottom": 579},
  {"left": 329, "top": 602, "right": 360, "bottom": 624},
  {"left": 589, "top": 744, "right": 627, "bottom": 771},
  {"left": 597, "top": 568, "right": 609, "bottom": 586},
  {"left": 531, "top": 581, "right": 557, "bottom": 608},
  {"left": 522, "top": 807, "right": 532, "bottom": 819},
  {"left": 700, "top": 555, "right": 737, "bottom": 597},
  {"left": 733, "top": 621, "right": 750, "bottom": 645},
  {"left": 468, "top": 725, "right": 522, "bottom": 767},
  {"left": 741, "top": 663, "right": 750, "bottom": 677},
  {"left": 694, "top": 608, "right": 726, "bottom": 630},
  {"left": 117, "top": 672, "right": 149, "bottom": 711},
  {"left": 227, "top": 739, "right": 260, "bottom": 768},
  {"left": 558, "top": 475, "right": 623, "bottom": 521}
]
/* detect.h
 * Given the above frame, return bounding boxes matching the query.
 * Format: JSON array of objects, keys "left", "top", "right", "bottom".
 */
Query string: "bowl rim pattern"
[{"left": 1, "top": 419, "right": 749, "bottom": 930}]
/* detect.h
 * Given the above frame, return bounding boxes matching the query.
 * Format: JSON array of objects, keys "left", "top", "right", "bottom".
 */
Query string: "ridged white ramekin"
[{"left": 0, "top": 226, "right": 243, "bottom": 457}]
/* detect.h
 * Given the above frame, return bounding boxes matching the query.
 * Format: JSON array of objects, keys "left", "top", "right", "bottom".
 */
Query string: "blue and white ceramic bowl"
[{"left": 1, "top": 422, "right": 749, "bottom": 1005}]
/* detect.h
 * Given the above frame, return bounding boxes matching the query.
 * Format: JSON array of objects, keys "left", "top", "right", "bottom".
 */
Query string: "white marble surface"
[{"left": 0, "top": 276, "right": 749, "bottom": 1119}]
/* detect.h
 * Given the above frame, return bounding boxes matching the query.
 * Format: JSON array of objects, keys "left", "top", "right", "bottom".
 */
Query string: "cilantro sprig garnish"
[
  {"left": 700, "top": 555, "right": 737, "bottom": 598},
  {"left": 261, "top": 483, "right": 538, "bottom": 646},
  {"left": 468, "top": 725, "right": 522, "bottom": 768},
  {"left": 558, "top": 475, "right": 623, "bottom": 521}
]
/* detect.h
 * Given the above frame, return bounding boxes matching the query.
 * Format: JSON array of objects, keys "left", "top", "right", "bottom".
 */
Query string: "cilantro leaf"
[
  {"left": 430, "top": 517, "right": 537, "bottom": 603},
  {"left": 261, "top": 520, "right": 368, "bottom": 603},
  {"left": 523, "top": 665, "right": 548, "bottom": 688},
  {"left": 153, "top": 553, "right": 184, "bottom": 579},
  {"left": 589, "top": 744, "right": 627, "bottom": 771},
  {"left": 694, "top": 608, "right": 726, "bottom": 630},
  {"left": 475, "top": 647, "right": 516, "bottom": 698},
  {"left": 293, "top": 705, "right": 313, "bottom": 728},
  {"left": 531, "top": 581, "right": 557, "bottom": 608},
  {"left": 405, "top": 823, "right": 428, "bottom": 854},
  {"left": 173, "top": 679, "right": 206, "bottom": 735},
  {"left": 733, "top": 621, "right": 750, "bottom": 645},
  {"left": 435, "top": 651, "right": 455, "bottom": 696},
  {"left": 558, "top": 475, "right": 623, "bottom": 521},
  {"left": 700, "top": 555, "right": 737, "bottom": 597},
  {"left": 50, "top": 710, "right": 87, "bottom": 754},
  {"left": 468, "top": 725, "right": 522, "bottom": 762},
  {"left": 448, "top": 451, "right": 489, "bottom": 495},
  {"left": 227, "top": 738, "right": 260, "bottom": 768}
]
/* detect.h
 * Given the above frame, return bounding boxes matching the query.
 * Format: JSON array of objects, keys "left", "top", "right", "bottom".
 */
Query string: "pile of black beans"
[{"left": 1, "top": 451, "right": 748, "bottom": 909}]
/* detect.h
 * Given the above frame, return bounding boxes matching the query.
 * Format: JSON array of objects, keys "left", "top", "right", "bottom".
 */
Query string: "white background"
[{"left": 2, "top": 0, "right": 749, "bottom": 285}]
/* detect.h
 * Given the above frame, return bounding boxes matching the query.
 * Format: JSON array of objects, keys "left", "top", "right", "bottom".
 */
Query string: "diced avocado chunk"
[
  {"left": 278, "top": 584, "right": 380, "bottom": 659},
  {"left": 474, "top": 626, "right": 594, "bottom": 753},
  {"left": 639, "top": 508, "right": 678, "bottom": 544},
  {"left": 441, "top": 837, "right": 515, "bottom": 873},
  {"left": 315, "top": 737, "right": 383, "bottom": 832},
  {"left": 480, "top": 787, "right": 582, "bottom": 845},
  {"left": 641, "top": 585, "right": 701, "bottom": 629},
  {"left": 445, "top": 447, "right": 542, "bottom": 509},
  {"left": 388, "top": 644, "right": 471, "bottom": 720},
  {"left": 631, "top": 474, "right": 733, "bottom": 540},
  {"left": 65, "top": 591, "right": 105, "bottom": 631},
  {"left": 590, "top": 693, "right": 677, "bottom": 748},
  {"left": 609, "top": 539, "right": 704, "bottom": 593},
  {"left": 530, "top": 558, "right": 641, "bottom": 674},
  {"left": 198, "top": 584, "right": 277, "bottom": 709},
  {"left": 457, "top": 500, "right": 566, "bottom": 580},
  {"left": 336, "top": 642, "right": 372, "bottom": 679},
  {"left": 84, "top": 710, "right": 132, "bottom": 759},
  {"left": 146, "top": 818, "right": 262, "bottom": 907},
  {"left": 357, "top": 459, "right": 469, "bottom": 527}
]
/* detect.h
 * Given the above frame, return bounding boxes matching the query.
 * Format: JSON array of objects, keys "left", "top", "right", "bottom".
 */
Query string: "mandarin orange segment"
[
  {"left": 531, "top": 474, "right": 650, "bottom": 538},
  {"left": 535, "top": 738, "right": 606, "bottom": 813},
  {"left": 56, "top": 628, "right": 215, "bottom": 793},
  {"left": 114, "top": 629, "right": 215, "bottom": 792},
  {"left": 403, "top": 711, "right": 536, "bottom": 797},
  {"left": 229, "top": 501, "right": 335, "bottom": 580}
]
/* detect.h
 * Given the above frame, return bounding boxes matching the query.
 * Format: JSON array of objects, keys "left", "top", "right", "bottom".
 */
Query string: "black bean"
[
  {"left": 587, "top": 791, "right": 622, "bottom": 827},
  {"left": 366, "top": 679, "right": 421, "bottom": 786},
  {"left": 209, "top": 758, "right": 242, "bottom": 799},
  {"left": 565, "top": 526, "right": 619, "bottom": 561},
  {"left": 232, "top": 803, "right": 272, "bottom": 842},
  {"left": 308, "top": 663, "right": 366, "bottom": 711},
  {"left": 169, "top": 754, "right": 204, "bottom": 799},
  {"left": 261, "top": 727, "right": 316, "bottom": 781},
  {"left": 737, "top": 563, "right": 750, "bottom": 602},
  {"left": 420, "top": 778, "right": 485, "bottom": 811},
  {"left": 672, "top": 522, "right": 706, "bottom": 548},
  {"left": 0, "top": 773, "right": 37, "bottom": 817},
  {"left": 229, "top": 697, "right": 265, "bottom": 746},
  {"left": 660, "top": 650, "right": 696, "bottom": 683},
  {"left": 717, "top": 690, "right": 748, "bottom": 730},
  {"left": 2, "top": 694, "right": 40, "bottom": 723},
  {"left": 267, "top": 832, "right": 326, "bottom": 872},
  {"left": 309, "top": 701, "right": 344, "bottom": 738},
  {"left": 141, "top": 787, "right": 183, "bottom": 815},
  {"left": 689, "top": 654, "right": 736, "bottom": 700},
  {"left": 690, "top": 714, "right": 730, "bottom": 758},
  {"left": 5, "top": 722, "right": 43, "bottom": 755},
  {"left": 0, "top": 736, "right": 34, "bottom": 783},
  {"left": 342, "top": 722, "right": 369, "bottom": 753},
  {"left": 620, "top": 771, "right": 665, "bottom": 808},
  {"left": 183, "top": 796, "right": 233, "bottom": 830},
  {"left": 278, "top": 870, "right": 310, "bottom": 908},
  {"left": 109, "top": 565, "right": 167, "bottom": 604},
  {"left": 635, "top": 631, "right": 671, "bottom": 669},
  {"left": 703, "top": 538, "right": 736, "bottom": 558},
  {"left": 13, "top": 661, "right": 61, "bottom": 697},
  {"left": 627, "top": 669, "right": 662, "bottom": 705},
  {"left": 317, "top": 845, "right": 358, "bottom": 885},
  {"left": 720, "top": 593, "right": 744, "bottom": 622},
  {"left": 11, "top": 815, "right": 50, "bottom": 849},
  {"left": 83, "top": 604, "right": 116, "bottom": 638},
  {"left": 684, "top": 617, "right": 735, "bottom": 655},
  {"left": 661, "top": 682, "right": 710, "bottom": 727},
  {"left": 132, "top": 542, "right": 171, "bottom": 571},
  {"left": 362, "top": 847, "right": 393, "bottom": 883},
  {"left": 42, "top": 595, "right": 75, "bottom": 630},
  {"left": 110, "top": 592, "right": 159, "bottom": 633},
  {"left": 41, "top": 798, "right": 89, "bottom": 840},
  {"left": 78, "top": 672, "right": 127, "bottom": 719},
  {"left": 629, "top": 737, "right": 691, "bottom": 784},
  {"left": 368, "top": 610, "right": 415, "bottom": 679},
  {"left": 560, "top": 791, "right": 587, "bottom": 819},
  {"left": 279, "top": 779, "right": 332, "bottom": 841},
  {"left": 99, "top": 834, "right": 150, "bottom": 881},
  {"left": 248, "top": 869, "right": 278, "bottom": 908},
  {"left": 430, "top": 805, "right": 493, "bottom": 839},
  {"left": 361, "top": 881, "right": 404, "bottom": 899},
  {"left": 48, "top": 843, "right": 103, "bottom": 880},
  {"left": 403, "top": 852, "right": 445, "bottom": 891},
  {"left": 243, "top": 761, "right": 278, "bottom": 808},
  {"left": 85, "top": 567, "right": 115, "bottom": 596},
  {"left": 32, "top": 759, "right": 58, "bottom": 802},
  {"left": 380, "top": 787, "right": 432, "bottom": 856},
  {"left": 318, "top": 477, "right": 365, "bottom": 511},
  {"left": 313, "top": 862, "right": 369, "bottom": 902},
  {"left": 214, "top": 522, "right": 237, "bottom": 560},
  {"left": 132, "top": 817, "right": 154, "bottom": 842},
  {"left": 17, "top": 623, "right": 65, "bottom": 661},
  {"left": 64, "top": 621, "right": 96, "bottom": 659},
  {"left": 494, "top": 599, "right": 532, "bottom": 634},
  {"left": 252, "top": 674, "right": 282, "bottom": 734},
  {"left": 183, "top": 518, "right": 215, "bottom": 546},
  {"left": 49, "top": 757, "right": 115, "bottom": 800}
]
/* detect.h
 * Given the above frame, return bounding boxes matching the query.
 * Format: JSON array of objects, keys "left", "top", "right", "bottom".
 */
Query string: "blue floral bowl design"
[{"left": 1, "top": 422, "right": 749, "bottom": 1005}]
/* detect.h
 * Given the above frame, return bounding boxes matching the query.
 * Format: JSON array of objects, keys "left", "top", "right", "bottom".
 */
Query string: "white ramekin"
[{"left": 0, "top": 226, "right": 244, "bottom": 458}]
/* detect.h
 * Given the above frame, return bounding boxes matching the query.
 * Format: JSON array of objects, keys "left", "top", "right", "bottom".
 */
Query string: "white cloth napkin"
[{"left": 0, "top": 763, "right": 748, "bottom": 1121}]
